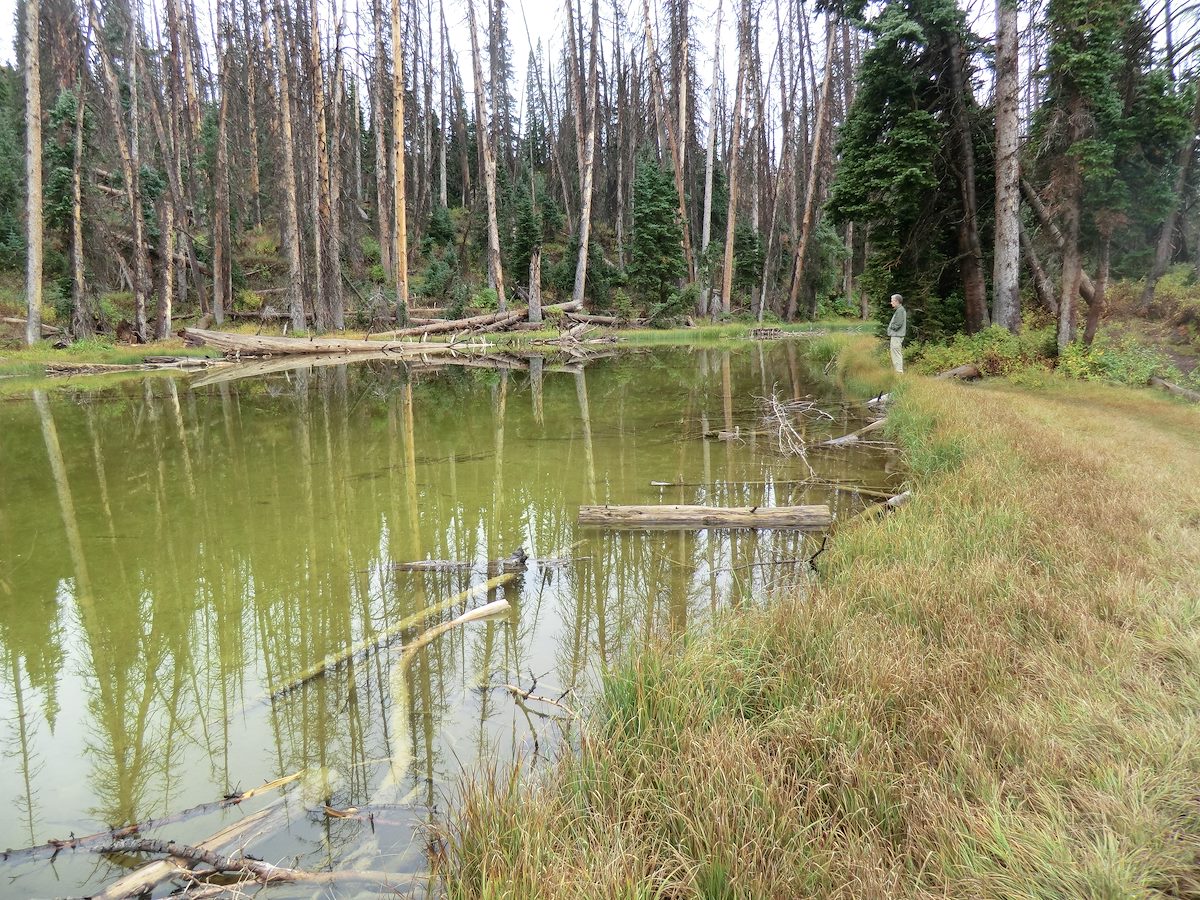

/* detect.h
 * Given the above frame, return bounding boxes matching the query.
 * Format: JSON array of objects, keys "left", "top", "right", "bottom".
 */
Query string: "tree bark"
[
  {"left": 273, "top": 0, "right": 305, "bottom": 331},
  {"left": 24, "top": 0, "right": 42, "bottom": 346},
  {"left": 720, "top": 0, "right": 750, "bottom": 315},
  {"left": 700, "top": 0, "right": 723, "bottom": 257},
  {"left": 1058, "top": 96, "right": 1084, "bottom": 349},
  {"left": 371, "top": 0, "right": 392, "bottom": 277},
  {"left": 785, "top": 17, "right": 835, "bottom": 321},
  {"left": 571, "top": 0, "right": 600, "bottom": 307},
  {"left": 213, "top": 17, "right": 231, "bottom": 326},
  {"left": 1083, "top": 229, "right": 1110, "bottom": 346},
  {"left": 391, "top": 0, "right": 410, "bottom": 320},
  {"left": 992, "top": 0, "right": 1021, "bottom": 331},
  {"left": 945, "top": 27, "right": 989, "bottom": 332},
  {"left": 466, "top": 0, "right": 507, "bottom": 309},
  {"left": 1019, "top": 221, "right": 1058, "bottom": 316}
]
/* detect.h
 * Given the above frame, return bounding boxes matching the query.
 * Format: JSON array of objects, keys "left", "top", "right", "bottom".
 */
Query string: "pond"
[{"left": 0, "top": 341, "right": 898, "bottom": 898}]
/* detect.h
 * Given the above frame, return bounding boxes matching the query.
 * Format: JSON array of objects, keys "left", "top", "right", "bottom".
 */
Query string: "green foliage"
[
  {"left": 415, "top": 256, "right": 455, "bottom": 299},
  {"left": 826, "top": 0, "right": 989, "bottom": 338},
  {"left": 473, "top": 287, "right": 499, "bottom": 311},
  {"left": 1057, "top": 335, "right": 1180, "bottom": 385},
  {"left": 731, "top": 221, "right": 763, "bottom": 294},
  {"left": 629, "top": 154, "right": 686, "bottom": 307},
  {"left": 912, "top": 325, "right": 1058, "bottom": 376},
  {"left": 0, "top": 66, "right": 25, "bottom": 269},
  {"left": 446, "top": 282, "right": 471, "bottom": 319},
  {"left": 427, "top": 205, "right": 455, "bottom": 247},
  {"left": 362, "top": 235, "right": 382, "bottom": 265},
  {"left": 508, "top": 185, "right": 542, "bottom": 283}
]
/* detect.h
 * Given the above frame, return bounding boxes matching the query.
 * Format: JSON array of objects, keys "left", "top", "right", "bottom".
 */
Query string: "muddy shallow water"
[{"left": 0, "top": 342, "right": 898, "bottom": 898}]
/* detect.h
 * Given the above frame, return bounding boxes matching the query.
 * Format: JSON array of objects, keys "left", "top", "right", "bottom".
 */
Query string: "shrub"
[
  {"left": 912, "top": 325, "right": 1057, "bottom": 376},
  {"left": 1057, "top": 336, "right": 1181, "bottom": 386},
  {"left": 472, "top": 287, "right": 499, "bottom": 311}
]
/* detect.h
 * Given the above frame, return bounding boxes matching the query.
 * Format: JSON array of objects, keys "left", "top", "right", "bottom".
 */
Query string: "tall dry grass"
[{"left": 435, "top": 345, "right": 1200, "bottom": 899}]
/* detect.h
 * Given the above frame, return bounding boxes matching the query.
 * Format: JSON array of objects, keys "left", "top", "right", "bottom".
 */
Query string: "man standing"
[{"left": 887, "top": 294, "right": 907, "bottom": 373}]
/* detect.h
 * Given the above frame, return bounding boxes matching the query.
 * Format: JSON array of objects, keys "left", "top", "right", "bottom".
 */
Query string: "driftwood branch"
[
  {"left": 1150, "top": 376, "right": 1200, "bottom": 403},
  {"left": 817, "top": 418, "right": 887, "bottom": 448},
  {"left": 97, "top": 838, "right": 409, "bottom": 894}
]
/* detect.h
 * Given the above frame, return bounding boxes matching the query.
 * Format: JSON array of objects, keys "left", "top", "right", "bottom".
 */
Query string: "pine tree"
[{"left": 629, "top": 154, "right": 685, "bottom": 308}]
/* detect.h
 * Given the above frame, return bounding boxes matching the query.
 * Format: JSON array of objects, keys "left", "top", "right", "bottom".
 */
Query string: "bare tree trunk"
[
  {"left": 213, "top": 17, "right": 231, "bottom": 326},
  {"left": 438, "top": 0, "right": 447, "bottom": 208},
  {"left": 371, "top": 0, "right": 392, "bottom": 277},
  {"left": 1019, "top": 222, "right": 1058, "bottom": 316},
  {"left": 529, "top": 245, "right": 542, "bottom": 323},
  {"left": 1139, "top": 90, "right": 1200, "bottom": 311},
  {"left": 1058, "top": 97, "right": 1083, "bottom": 349},
  {"left": 390, "top": 0, "right": 410, "bottom": 321},
  {"left": 242, "top": 0, "right": 262, "bottom": 227},
  {"left": 1021, "top": 175, "right": 1096, "bottom": 305},
  {"left": 571, "top": 0, "right": 600, "bottom": 307},
  {"left": 785, "top": 17, "right": 835, "bottom": 321},
  {"left": 946, "top": 28, "right": 989, "bottom": 332},
  {"left": 273, "top": 0, "right": 305, "bottom": 330},
  {"left": 1083, "top": 229, "right": 1110, "bottom": 346},
  {"left": 91, "top": 0, "right": 151, "bottom": 339},
  {"left": 69, "top": 43, "right": 91, "bottom": 337},
  {"left": 700, "top": 0, "right": 723, "bottom": 257},
  {"left": 328, "top": 35, "right": 345, "bottom": 329},
  {"left": 642, "top": 0, "right": 695, "bottom": 280},
  {"left": 466, "top": 0, "right": 506, "bottom": 309},
  {"left": 157, "top": 196, "right": 175, "bottom": 338},
  {"left": 24, "top": 0, "right": 42, "bottom": 346},
  {"left": 992, "top": 0, "right": 1020, "bottom": 331},
  {"left": 720, "top": 0, "right": 750, "bottom": 315}
]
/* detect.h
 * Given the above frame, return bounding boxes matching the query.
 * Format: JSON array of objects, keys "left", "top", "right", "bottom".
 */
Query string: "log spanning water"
[{"left": 577, "top": 504, "right": 832, "bottom": 530}]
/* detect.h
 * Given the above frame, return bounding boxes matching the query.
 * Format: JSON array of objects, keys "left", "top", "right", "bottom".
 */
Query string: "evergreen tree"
[
  {"left": 827, "top": 0, "right": 993, "bottom": 338},
  {"left": 629, "top": 154, "right": 686, "bottom": 308}
]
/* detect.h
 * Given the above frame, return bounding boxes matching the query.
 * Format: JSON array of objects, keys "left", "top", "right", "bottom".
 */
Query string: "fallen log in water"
[
  {"left": 1, "top": 771, "right": 308, "bottom": 863},
  {"left": 578, "top": 504, "right": 831, "bottom": 529},
  {"left": 1150, "top": 376, "right": 1200, "bottom": 403},
  {"left": 371, "top": 308, "right": 523, "bottom": 339},
  {"left": 92, "top": 802, "right": 285, "bottom": 900},
  {"left": 181, "top": 327, "right": 456, "bottom": 357},
  {"left": 270, "top": 574, "right": 517, "bottom": 697},
  {"left": 817, "top": 418, "right": 887, "bottom": 448},
  {"left": 46, "top": 357, "right": 228, "bottom": 377},
  {"left": 96, "top": 838, "right": 409, "bottom": 896}
]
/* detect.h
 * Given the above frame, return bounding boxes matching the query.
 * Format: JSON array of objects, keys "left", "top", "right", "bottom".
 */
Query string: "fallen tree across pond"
[
  {"left": 181, "top": 327, "right": 457, "bottom": 357},
  {"left": 578, "top": 504, "right": 831, "bottom": 529}
]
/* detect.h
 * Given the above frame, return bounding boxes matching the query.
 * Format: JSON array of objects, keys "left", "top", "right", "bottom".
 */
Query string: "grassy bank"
[{"left": 435, "top": 338, "right": 1200, "bottom": 898}]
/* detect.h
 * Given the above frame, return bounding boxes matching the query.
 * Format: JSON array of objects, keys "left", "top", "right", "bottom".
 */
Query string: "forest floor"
[{"left": 433, "top": 334, "right": 1200, "bottom": 899}]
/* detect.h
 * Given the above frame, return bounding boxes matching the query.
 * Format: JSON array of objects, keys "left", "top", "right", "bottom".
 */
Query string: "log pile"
[{"left": 181, "top": 328, "right": 458, "bottom": 357}]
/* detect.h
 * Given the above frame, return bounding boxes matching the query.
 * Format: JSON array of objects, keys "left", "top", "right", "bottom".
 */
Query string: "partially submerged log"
[
  {"left": 394, "top": 548, "right": 528, "bottom": 573},
  {"left": 935, "top": 363, "right": 982, "bottom": 380},
  {"left": 96, "top": 838, "right": 408, "bottom": 895},
  {"left": 578, "top": 504, "right": 831, "bottom": 529},
  {"left": 271, "top": 573, "right": 517, "bottom": 697},
  {"left": 46, "top": 357, "right": 227, "bottom": 377},
  {"left": 92, "top": 803, "right": 284, "bottom": 900},
  {"left": 540, "top": 300, "right": 584, "bottom": 316},
  {"left": 181, "top": 327, "right": 456, "bottom": 358},
  {"left": 818, "top": 418, "right": 887, "bottom": 448},
  {"left": 1150, "top": 376, "right": 1200, "bottom": 403}
]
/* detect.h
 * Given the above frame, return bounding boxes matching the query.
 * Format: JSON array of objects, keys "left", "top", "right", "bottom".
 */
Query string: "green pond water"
[{"left": 0, "top": 342, "right": 897, "bottom": 898}]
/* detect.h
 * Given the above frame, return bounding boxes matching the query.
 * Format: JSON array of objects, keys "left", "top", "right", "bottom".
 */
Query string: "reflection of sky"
[{"left": 0, "top": 346, "right": 897, "bottom": 896}]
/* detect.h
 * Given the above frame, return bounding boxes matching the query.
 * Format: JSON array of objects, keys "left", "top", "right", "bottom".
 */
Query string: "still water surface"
[{"left": 0, "top": 343, "right": 895, "bottom": 897}]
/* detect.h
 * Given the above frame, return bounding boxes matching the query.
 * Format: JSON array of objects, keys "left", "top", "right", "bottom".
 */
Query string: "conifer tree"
[{"left": 629, "top": 154, "right": 686, "bottom": 309}]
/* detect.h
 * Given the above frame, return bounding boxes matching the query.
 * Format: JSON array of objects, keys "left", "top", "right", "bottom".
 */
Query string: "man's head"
[{"left": 890, "top": 293, "right": 903, "bottom": 309}]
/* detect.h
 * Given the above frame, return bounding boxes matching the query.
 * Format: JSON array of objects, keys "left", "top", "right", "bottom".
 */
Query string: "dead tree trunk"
[
  {"left": 24, "top": 0, "right": 42, "bottom": 346},
  {"left": 720, "top": 0, "right": 750, "bottom": 315},
  {"left": 785, "top": 17, "right": 835, "bottom": 321},
  {"left": 992, "top": 0, "right": 1020, "bottom": 331},
  {"left": 272, "top": 0, "right": 305, "bottom": 331},
  {"left": 571, "top": 0, "right": 600, "bottom": 307},
  {"left": 466, "top": 0, "right": 506, "bottom": 309},
  {"left": 390, "top": 0, "right": 410, "bottom": 321}
]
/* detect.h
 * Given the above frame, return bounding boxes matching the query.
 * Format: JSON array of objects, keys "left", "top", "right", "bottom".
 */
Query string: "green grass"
[{"left": 434, "top": 336, "right": 1200, "bottom": 898}]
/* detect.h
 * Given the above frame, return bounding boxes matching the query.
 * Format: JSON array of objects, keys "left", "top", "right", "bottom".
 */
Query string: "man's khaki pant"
[{"left": 890, "top": 336, "right": 904, "bottom": 373}]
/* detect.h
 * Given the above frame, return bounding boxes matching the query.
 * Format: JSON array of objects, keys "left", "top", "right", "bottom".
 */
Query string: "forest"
[{"left": 1, "top": 0, "right": 1196, "bottom": 351}]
